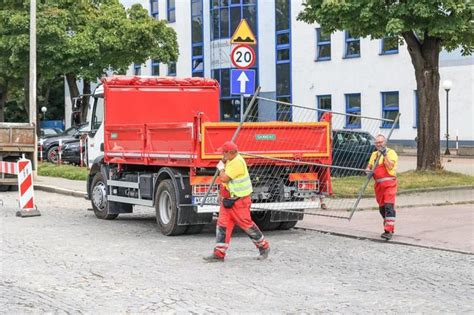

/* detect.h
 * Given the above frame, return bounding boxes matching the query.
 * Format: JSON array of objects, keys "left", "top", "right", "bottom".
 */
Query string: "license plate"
[{"left": 193, "top": 196, "right": 218, "bottom": 205}]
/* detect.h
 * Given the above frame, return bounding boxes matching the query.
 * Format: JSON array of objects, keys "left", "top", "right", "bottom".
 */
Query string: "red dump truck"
[{"left": 86, "top": 76, "right": 332, "bottom": 235}]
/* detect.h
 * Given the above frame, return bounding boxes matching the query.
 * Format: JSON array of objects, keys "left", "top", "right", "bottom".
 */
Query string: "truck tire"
[
  {"left": 155, "top": 179, "right": 186, "bottom": 236},
  {"left": 251, "top": 211, "right": 280, "bottom": 231},
  {"left": 91, "top": 172, "right": 118, "bottom": 220},
  {"left": 0, "top": 185, "right": 10, "bottom": 192},
  {"left": 46, "top": 146, "right": 59, "bottom": 163}
]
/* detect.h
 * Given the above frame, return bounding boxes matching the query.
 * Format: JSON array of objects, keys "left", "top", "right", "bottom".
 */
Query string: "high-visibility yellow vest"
[{"left": 227, "top": 155, "right": 253, "bottom": 197}]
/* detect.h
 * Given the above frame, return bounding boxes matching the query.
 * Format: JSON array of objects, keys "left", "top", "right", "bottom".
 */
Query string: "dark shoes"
[
  {"left": 320, "top": 203, "right": 328, "bottom": 210},
  {"left": 381, "top": 231, "right": 393, "bottom": 240},
  {"left": 257, "top": 247, "right": 270, "bottom": 260},
  {"left": 203, "top": 254, "right": 224, "bottom": 263}
]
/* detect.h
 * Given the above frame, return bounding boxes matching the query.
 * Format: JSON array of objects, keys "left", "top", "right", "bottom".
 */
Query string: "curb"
[
  {"left": 34, "top": 184, "right": 86, "bottom": 198},
  {"left": 334, "top": 185, "right": 474, "bottom": 199},
  {"left": 397, "top": 185, "right": 474, "bottom": 196},
  {"left": 295, "top": 226, "right": 473, "bottom": 255},
  {"left": 356, "top": 199, "right": 474, "bottom": 211}
]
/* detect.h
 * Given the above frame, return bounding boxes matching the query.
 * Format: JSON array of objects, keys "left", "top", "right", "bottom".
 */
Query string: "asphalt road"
[{"left": 1, "top": 191, "right": 472, "bottom": 313}]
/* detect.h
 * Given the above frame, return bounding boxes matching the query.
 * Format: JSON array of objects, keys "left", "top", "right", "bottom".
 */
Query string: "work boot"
[
  {"left": 380, "top": 231, "right": 393, "bottom": 240},
  {"left": 257, "top": 247, "right": 270, "bottom": 260},
  {"left": 203, "top": 253, "right": 224, "bottom": 263}
]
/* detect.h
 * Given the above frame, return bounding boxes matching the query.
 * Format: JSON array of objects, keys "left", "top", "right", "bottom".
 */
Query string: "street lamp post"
[
  {"left": 442, "top": 80, "right": 452, "bottom": 155},
  {"left": 41, "top": 106, "right": 47, "bottom": 123}
]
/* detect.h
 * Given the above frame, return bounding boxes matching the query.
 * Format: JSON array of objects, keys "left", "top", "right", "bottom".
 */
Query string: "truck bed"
[
  {"left": 102, "top": 76, "right": 331, "bottom": 168},
  {"left": 0, "top": 123, "right": 35, "bottom": 153}
]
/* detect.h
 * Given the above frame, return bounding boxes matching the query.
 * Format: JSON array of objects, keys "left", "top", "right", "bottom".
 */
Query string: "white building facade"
[{"left": 123, "top": 0, "right": 473, "bottom": 145}]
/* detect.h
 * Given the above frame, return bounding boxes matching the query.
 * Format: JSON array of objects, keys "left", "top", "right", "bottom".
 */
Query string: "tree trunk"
[
  {"left": 81, "top": 79, "right": 91, "bottom": 122},
  {"left": 66, "top": 73, "right": 81, "bottom": 126},
  {"left": 403, "top": 32, "right": 442, "bottom": 171},
  {"left": 65, "top": 73, "right": 80, "bottom": 106}
]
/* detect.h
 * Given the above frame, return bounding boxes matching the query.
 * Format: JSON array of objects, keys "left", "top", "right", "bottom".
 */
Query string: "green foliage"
[
  {"left": 38, "top": 162, "right": 88, "bottom": 181},
  {"left": 0, "top": 0, "right": 179, "bottom": 121},
  {"left": 298, "top": 0, "right": 473, "bottom": 54}
]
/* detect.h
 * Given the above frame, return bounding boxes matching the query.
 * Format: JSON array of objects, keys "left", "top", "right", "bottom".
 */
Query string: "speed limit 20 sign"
[{"left": 231, "top": 44, "right": 256, "bottom": 70}]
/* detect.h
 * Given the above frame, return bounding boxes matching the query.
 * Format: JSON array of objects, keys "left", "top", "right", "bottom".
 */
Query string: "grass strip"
[{"left": 38, "top": 162, "right": 88, "bottom": 181}]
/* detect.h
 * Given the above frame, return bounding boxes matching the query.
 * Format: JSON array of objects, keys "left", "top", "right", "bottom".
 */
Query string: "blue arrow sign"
[{"left": 231, "top": 69, "right": 255, "bottom": 95}]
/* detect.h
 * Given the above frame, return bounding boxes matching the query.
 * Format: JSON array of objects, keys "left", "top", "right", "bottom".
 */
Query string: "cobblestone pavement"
[{"left": 1, "top": 191, "right": 472, "bottom": 313}]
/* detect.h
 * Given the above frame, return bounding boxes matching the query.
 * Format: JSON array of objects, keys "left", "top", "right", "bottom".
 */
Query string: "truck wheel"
[
  {"left": 155, "top": 179, "right": 186, "bottom": 236},
  {"left": 251, "top": 211, "right": 280, "bottom": 231},
  {"left": 0, "top": 185, "right": 10, "bottom": 192},
  {"left": 91, "top": 172, "right": 118, "bottom": 220},
  {"left": 46, "top": 146, "right": 59, "bottom": 163}
]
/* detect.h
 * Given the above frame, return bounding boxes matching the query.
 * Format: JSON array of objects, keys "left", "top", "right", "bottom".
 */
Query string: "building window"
[
  {"left": 150, "top": 0, "right": 159, "bottom": 19},
  {"left": 168, "top": 62, "right": 176, "bottom": 76},
  {"left": 151, "top": 60, "right": 160, "bottom": 76},
  {"left": 344, "top": 31, "right": 360, "bottom": 58},
  {"left": 381, "top": 91, "right": 399, "bottom": 128},
  {"left": 381, "top": 37, "right": 398, "bottom": 55},
  {"left": 276, "top": 96, "right": 291, "bottom": 122},
  {"left": 134, "top": 63, "right": 141, "bottom": 75},
  {"left": 345, "top": 93, "right": 361, "bottom": 128},
  {"left": 210, "top": 0, "right": 257, "bottom": 40},
  {"left": 275, "top": 0, "right": 292, "bottom": 121},
  {"left": 413, "top": 90, "right": 418, "bottom": 128},
  {"left": 167, "top": 0, "right": 176, "bottom": 22},
  {"left": 316, "top": 28, "right": 331, "bottom": 61},
  {"left": 213, "top": 68, "right": 258, "bottom": 121},
  {"left": 211, "top": 1, "right": 259, "bottom": 121},
  {"left": 317, "top": 95, "right": 331, "bottom": 120},
  {"left": 192, "top": 0, "right": 204, "bottom": 77}
]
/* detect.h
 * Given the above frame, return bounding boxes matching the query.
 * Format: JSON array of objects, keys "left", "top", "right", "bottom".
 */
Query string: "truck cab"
[{"left": 85, "top": 85, "right": 104, "bottom": 168}]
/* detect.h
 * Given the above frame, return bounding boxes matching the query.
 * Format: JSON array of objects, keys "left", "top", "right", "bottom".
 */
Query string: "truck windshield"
[{"left": 91, "top": 97, "right": 104, "bottom": 133}]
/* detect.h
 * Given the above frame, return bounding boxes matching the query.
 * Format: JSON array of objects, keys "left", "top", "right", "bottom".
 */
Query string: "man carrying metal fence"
[
  {"left": 366, "top": 135, "right": 398, "bottom": 240},
  {"left": 204, "top": 141, "right": 270, "bottom": 262}
]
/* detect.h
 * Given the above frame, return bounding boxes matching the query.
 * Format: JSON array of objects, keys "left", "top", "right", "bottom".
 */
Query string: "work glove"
[
  {"left": 217, "top": 160, "right": 225, "bottom": 171},
  {"left": 378, "top": 146, "right": 387, "bottom": 156}
]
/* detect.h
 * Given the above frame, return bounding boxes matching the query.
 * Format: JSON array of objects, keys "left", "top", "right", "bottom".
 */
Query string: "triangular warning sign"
[{"left": 231, "top": 19, "right": 257, "bottom": 45}]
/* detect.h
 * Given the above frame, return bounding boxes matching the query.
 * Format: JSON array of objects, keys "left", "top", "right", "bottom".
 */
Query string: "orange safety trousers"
[
  {"left": 373, "top": 163, "right": 397, "bottom": 233},
  {"left": 214, "top": 188, "right": 269, "bottom": 258}
]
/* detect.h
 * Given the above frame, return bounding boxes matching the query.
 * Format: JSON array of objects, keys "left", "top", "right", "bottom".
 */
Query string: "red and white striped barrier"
[
  {"left": 58, "top": 139, "right": 63, "bottom": 165},
  {"left": 0, "top": 158, "right": 41, "bottom": 217},
  {"left": 0, "top": 161, "right": 18, "bottom": 175},
  {"left": 79, "top": 137, "right": 84, "bottom": 167}
]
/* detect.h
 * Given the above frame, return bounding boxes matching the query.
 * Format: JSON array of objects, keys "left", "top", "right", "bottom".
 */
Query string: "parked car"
[
  {"left": 40, "top": 127, "right": 63, "bottom": 138},
  {"left": 39, "top": 124, "right": 88, "bottom": 163},
  {"left": 332, "top": 130, "right": 376, "bottom": 176},
  {"left": 61, "top": 139, "right": 86, "bottom": 165}
]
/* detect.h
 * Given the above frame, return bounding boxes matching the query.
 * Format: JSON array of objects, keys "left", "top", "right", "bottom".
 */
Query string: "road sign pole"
[{"left": 240, "top": 94, "right": 244, "bottom": 122}]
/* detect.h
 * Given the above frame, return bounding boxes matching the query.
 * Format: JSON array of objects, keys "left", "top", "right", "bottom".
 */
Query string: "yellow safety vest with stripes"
[{"left": 225, "top": 154, "right": 253, "bottom": 197}]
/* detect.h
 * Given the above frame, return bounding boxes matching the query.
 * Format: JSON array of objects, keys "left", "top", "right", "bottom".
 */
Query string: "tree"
[
  {"left": 0, "top": 0, "right": 178, "bottom": 124},
  {"left": 298, "top": 0, "right": 473, "bottom": 170}
]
